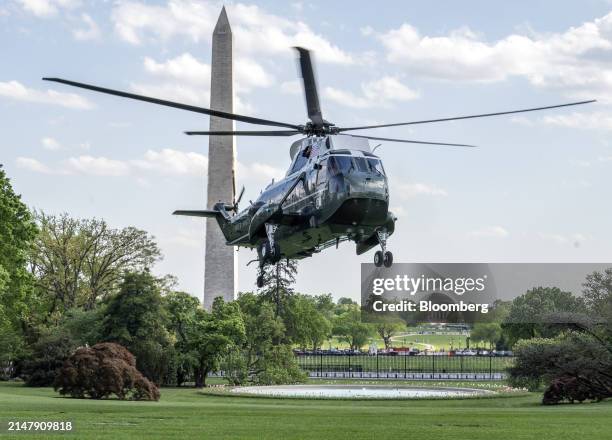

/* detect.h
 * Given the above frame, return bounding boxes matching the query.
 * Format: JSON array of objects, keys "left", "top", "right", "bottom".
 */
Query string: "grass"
[
  {"left": 325, "top": 332, "right": 468, "bottom": 351},
  {"left": 1, "top": 382, "right": 611, "bottom": 439}
]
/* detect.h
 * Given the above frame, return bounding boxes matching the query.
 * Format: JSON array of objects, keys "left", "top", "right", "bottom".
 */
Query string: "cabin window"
[
  {"left": 367, "top": 158, "right": 385, "bottom": 176},
  {"left": 328, "top": 156, "right": 353, "bottom": 176},
  {"left": 286, "top": 180, "right": 306, "bottom": 206},
  {"left": 289, "top": 149, "right": 309, "bottom": 174}
]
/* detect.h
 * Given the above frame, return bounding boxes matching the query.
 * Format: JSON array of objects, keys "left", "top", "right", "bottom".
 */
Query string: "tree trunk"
[{"left": 194, "top": 367, "right": 204, "bottom": 388}]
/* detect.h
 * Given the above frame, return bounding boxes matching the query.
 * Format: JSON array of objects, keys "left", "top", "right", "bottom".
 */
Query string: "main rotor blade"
[
  {"left": 340, "top": 134, "right": 477, "bottom": 148},
  {"left": 185, "top": 130, "right": 300, "bottom": 136},
  {"left": 338, "top": 100, "right": 596, "bottom": 132},
  {"left": 42, "top": 77, "right": 301, "bottom": 130},
  {"left": 294, "top": 47, "right": 324, "bottom": 126}
]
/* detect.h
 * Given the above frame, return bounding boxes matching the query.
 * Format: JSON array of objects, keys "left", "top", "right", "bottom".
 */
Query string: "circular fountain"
[{"left": 229, "top": 384, "right": 493, "bottom": 399}]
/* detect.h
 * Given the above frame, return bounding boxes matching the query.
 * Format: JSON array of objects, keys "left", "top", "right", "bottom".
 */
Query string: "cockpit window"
[
  {"left": 354, "top": 157, "right": 370, "bottom": 173},
  {"left": 367, "top": 158, "right": 385, "bottom": 176},
  {"left": 328, "top": 156, "right": 353, "bottom": 176},
  {"left": 289, "top": 148, "right": 309, "bottom": 174}
]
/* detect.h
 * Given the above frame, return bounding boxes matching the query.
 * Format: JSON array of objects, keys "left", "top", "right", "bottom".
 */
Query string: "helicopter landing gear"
[
  {"left": 374, "top": 229, "right": 393, "bottom": 268},
  {"left": 263, "top": 223, "right": 281, "bottom": 264},
  {"left": 256, "top": 223, "right": 282, "bottom": 287}
]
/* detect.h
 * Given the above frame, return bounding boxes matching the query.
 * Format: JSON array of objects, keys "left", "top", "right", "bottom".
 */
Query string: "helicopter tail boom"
[{"left": 172, "top": 210, "right": 221, "bottom": 218}]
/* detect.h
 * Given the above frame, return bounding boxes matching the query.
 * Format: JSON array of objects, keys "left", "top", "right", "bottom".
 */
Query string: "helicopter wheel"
[
  {"left": 383, "top": 251, "right": 393, "bottom": 268},
  {"left": 256, "top": 274, "right": 264, "bottom": 288},
  {"left": 374, "top": 250, "right": 384, "bottom": 267}
]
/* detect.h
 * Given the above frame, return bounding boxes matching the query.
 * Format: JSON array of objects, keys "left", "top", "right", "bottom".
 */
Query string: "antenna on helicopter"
[{"left": 372, "top": 143, "right": 382, "bottom": 153}]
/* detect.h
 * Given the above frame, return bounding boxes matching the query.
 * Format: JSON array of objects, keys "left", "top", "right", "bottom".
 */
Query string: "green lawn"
[
  {"left": 325, "top": 333, "right": 468, "bottom": 351},
  {"left": 1, "top": 382, "right": 611, "bottom": 440}
]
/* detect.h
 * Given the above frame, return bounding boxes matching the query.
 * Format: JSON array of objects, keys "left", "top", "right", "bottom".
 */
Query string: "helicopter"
[{"left": 43, "top": 47, "right": 595, "bottom": 288}]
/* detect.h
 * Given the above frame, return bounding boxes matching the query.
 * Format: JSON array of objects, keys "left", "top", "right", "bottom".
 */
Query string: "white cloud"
[
  {"left": 16, "top": 157, "right": 57, "bottom": 174},
  {"left": 72, "top": 13, "right": 100, "bottom": 41},
  {"left": 130, "top": 81, "right": 210, "bottom": 107},
  {"left": 325, "top": 76, "right": 418, "bottom": 109},
  {"left": 0, "top": 80, "right": 93, "bottom": 109},
  {"left": 143, "top": 52, "right": 273, "bottom": 93},
  {"left": 378, "top": 12, "right": 612, "bottom": 100},
  {"left": 469, "top": 226, "right": 509, "bottom": 238},
  {"left": 144, "top": 53, "right": 211, "bottom": 86},
  {"left": 41, "top": 137, "right": 61, "bottom": 150},
  {"left": 130, "top": 80, "right": 254, "bottom": 114},
  {"left": 396, "top": 182, "right": 448, "bottom": 198},
  {"left": 15, "top": 149, "right": 282, "bottom": 184},
  {"left": 111, "top": 1, "right": 353, "bottom": 64},
  {"left": 324, "top": 87, "right": 370, "bottom": 109},
  {"left": 131, "top": 149, "right": 208, "bottom": 176},
  {"left": 65, "top": 156, "right": 130, "bottom": 176},
  {"left": 17, "top": 0, "right": 80, "bottom": 17},
  {"left": 17, "top": 155, "right": 128, "bottom": 176}
]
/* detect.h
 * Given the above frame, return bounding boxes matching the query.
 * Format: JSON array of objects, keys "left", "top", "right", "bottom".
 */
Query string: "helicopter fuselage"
[{"left": 212, "top": 136, "right": 396, "bottom": 261}]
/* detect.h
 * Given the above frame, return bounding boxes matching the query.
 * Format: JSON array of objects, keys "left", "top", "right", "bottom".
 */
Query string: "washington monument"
[{"left": 204, "top": 7, "right": 236, "bottom": 309}]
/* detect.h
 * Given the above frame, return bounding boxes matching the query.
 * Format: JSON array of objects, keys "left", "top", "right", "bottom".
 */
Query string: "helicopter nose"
[{"left": 344, "top": 173, "right": 388, "bottom": 201}]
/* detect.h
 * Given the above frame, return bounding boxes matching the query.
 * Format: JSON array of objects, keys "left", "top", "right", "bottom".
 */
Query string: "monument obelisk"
[{"left": 204, "top": 7, "right": 236, "bottom": 309}]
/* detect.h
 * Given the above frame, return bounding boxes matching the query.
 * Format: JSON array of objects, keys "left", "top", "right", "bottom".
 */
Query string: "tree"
[
  {"left": 224, "top": 292, "right": 305, "bottom": 386},
  {"left": 583, "top": 268, "right": 612, "bottom": 313},
  {"left": 259, "top": 259, "right": 298, "bottom": 317},
  {"left": 582, "top": 268, "right": 612, "bottom": 344},
  {"left": 101, "top": 271, "right": 173, "bottom": 384},
  {"left": 29, "top": 213, "right": 161, "bottom": 316},
  {"left": 163, "top": 291, "right": 200, "bottom": 386},
  {"left": 502, "top": 287, "right": 586, "bottom": 346},
  {"left": 18, "top": 331, "right": 76, "bottom": 386},
  {"left": 313, "top": 293, "right": 335, "bottom": 319},
  {"left": 285, "top": 294, "right": 331, "bottom": 350},
  {"left": 16, "top": 307, "right": 103, "bottom": 386},
  {"left": 54, "top": 342, "right": 159, "bottom": 401},
  {"left": 333, "top": 306, "right": 372, "bottom": 350},
  {"left": 186, "top": 298, "right": 245, "bottom": 387},
  {"left": 375, "top": 317, "right": 405, "bottom": 350},
  {"left": 470, "top": 323, "right": 502, "bottom": 349},
  {"left": 233, "top": 293, "right": 284, "bottom": 376},
  {"left": 0, "top": 165, "right": 38, "bottom": 375}
]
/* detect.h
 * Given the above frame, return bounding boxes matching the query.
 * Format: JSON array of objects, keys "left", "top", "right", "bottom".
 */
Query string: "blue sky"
[{"left": 2, "top": 0, "right": 612, "bottom": 301}]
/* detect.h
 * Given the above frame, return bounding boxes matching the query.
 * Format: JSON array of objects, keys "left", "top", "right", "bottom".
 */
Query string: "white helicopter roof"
[{"left": 289, "top": 135, "right": 371, "bottom": 160}]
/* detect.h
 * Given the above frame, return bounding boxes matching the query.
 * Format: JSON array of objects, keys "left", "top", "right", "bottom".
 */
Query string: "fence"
[{"left": 295, "top": 354, "right": 514, "bottom": 380}]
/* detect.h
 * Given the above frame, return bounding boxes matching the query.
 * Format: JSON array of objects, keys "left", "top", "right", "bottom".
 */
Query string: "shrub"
[
  {"left": 509, "top": 332, "right": 612, "bottom": 402},
  {"left": 54, "top": 342, "right": 159, "bottom": 401},
  {"left": 253, "top": 345, "right": 306, "bottom": 386},
  {"left": 543, "top": 375, "right": 607, "bottom": 404}
]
